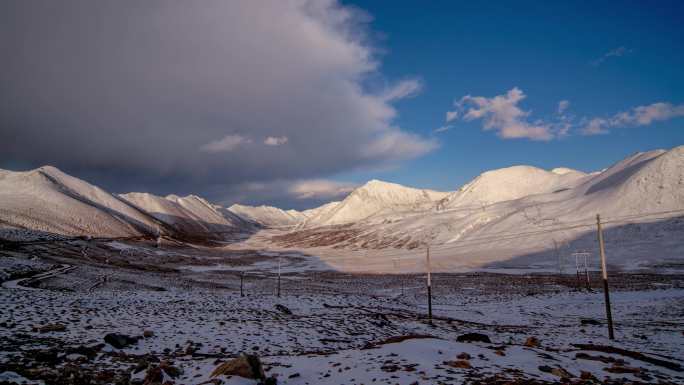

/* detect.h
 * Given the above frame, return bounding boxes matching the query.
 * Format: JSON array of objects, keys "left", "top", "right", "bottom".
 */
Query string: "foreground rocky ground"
[{"left": 1, "top": 239, "right": 683, "bottom": 384}]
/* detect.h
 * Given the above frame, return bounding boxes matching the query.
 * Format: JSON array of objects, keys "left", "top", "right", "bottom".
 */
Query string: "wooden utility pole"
[
  {"left": 277, "top": 256, "right": 281, "bottom": 298},
  {"left": 426, "top": 246, "right": 432, "bottom": 323},
  {"left": 596, "top": 214, "right": 615, "bottom": 340}
]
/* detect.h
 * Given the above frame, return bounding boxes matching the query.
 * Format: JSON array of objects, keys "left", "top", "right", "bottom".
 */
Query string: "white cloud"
[
  {"left": 582, "top": 102, "right": 684, "bottom": 135},
  {"left": 582, "top": 118, "right": 610, "bottom": 135},
  {"left": 264, "top": 136, "right": 289, "bottom": 146},
  {"left": 288, "top": 179, "right": 357, "bottom": 200},
  {"left": 591, "top": 46, "right": 633, "bottom": 66},
  {"left": 454, "top": 87, "right": 553, "bottom": 141},
  {"left": 558, "top": 100, "right": 570, "bottom": 114},
  {"left": 446, "top": 110, "right": 458, "bottom": 122},
  {"left": 614, "top": 102, "right": 684, "bottom": 125},
  {"left": 433, "top": 125, "right": 452, "bottom": 133},
  {"left": 380, "top": 79, "right": 423, "bottom": 102},
  {"left": 362, "top": 130, "right": 439, "bottom": 161},
  {"left": 200, "top": 134, "right": 252, "bottom": 153}
]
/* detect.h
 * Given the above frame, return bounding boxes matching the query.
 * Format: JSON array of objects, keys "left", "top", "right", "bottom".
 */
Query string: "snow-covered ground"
[{"left": 1, "top": 238, "right": 683, "bottom": 384}]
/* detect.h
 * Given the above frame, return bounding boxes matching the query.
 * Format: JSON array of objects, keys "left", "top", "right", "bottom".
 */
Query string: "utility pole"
[
  {"left": 426, "top": 245, "right": 432, "bottom": 324},
  {"left": 393, "top": 258, "right": 404, "bottom": 296},
  {"left": 596, "top": 214, "right": 615, "bottom": 340},
  {"left": 156, "top": 225, "right": 162, "bottom": 249},
  {"left": 574, "top": 252, "right": 582, "bottom": 290},
  {"left": 277, "top": 256, "right": 281, "bottom": 298},
  {"left": 583, "top": 254, "right": 591, "bottom": 291},
  {"left": 553, "top": 239, "right": 562, "bottom": 275}
]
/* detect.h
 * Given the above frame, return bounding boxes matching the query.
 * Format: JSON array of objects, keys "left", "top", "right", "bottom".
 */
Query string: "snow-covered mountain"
[
  {"left": 120, "top": 193, "right": 253, "bottom": 237},
  {"left": 2, "top": 145, "right": 682, "bottom": 270},
  {"left": 227, "top": 204, "right": 306, "bottom": 227},
  {"left": 274, "top": 146, "right": 684, "bottom": 271},
  {"left": 301, "top": 180, "right": 448, "bottom": 227},
  {"left": 0, "top": 166, "right": 160, "bottom": 239},
  {"left": 0, "top": 166, "right": 253, "bottom": 241},
  {"left": 436, "top": 165, "right": 587, "bottom": 210}
]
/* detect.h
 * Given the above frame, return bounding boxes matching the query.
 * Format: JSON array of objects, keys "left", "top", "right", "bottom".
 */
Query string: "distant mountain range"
[{"left": 2, "top": 146, "right": 683, "bottom": 269}]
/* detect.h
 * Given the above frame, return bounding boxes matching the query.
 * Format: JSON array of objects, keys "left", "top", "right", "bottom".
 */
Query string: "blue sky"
[{"left": 338, "top": 0, "right": 684, "bottom": 191}]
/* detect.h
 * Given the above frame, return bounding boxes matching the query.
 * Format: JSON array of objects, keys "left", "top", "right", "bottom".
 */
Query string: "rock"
[
  {"left": 550, "top": 367, "right": 574, "bottom": 378},
  {"left": 456, "top": 333, "right": 491, "bottom": 343},
  {"left": 259, "top": 377, "right": 278, "bottom": 385},
  {"left": 211, "top": 354, "right": 265, "bottom": 380},
  {"left": 604, "top": 364, "right": 641, "bottom": 374},
  {"left": 445, "top": 360, "right": 471, "bottom": 369},
  {"left": 538, "top": 365, "right": 552, "bottom": 373},
  {"left": 197, "top": 380, "right": 223, "bottom": 385},
  {"left": 142, "top": 361, "right": 182, "bottom": 385},
  {"left": 580, "top": 371, "right": 597, "bottom": 380},
  {"left": 524, "top": 336, "right": 540, "bottom": 347},
  {"left": 143, "top": 330, "right": 155, "bottom": 338},
  {"left": 456, "top": 352, "right": 471, "bottom": 360},
  {"left": 580, "top": 318, "right": 601, "bottom": 326},
  {"left": 104, "top": 333, "right": 141, "bottom": 349},
  {"left": 32, "top": 323, "right": 66, "bottom": 333},
  {"left": 274, "top": 304, "right": 292, "bottom": 315},
  {"left": 27, "top": 349, "right": 59, "bottom": 364},
  {"left": 142, "top": 366, "right": 163, "bottom": 385}
]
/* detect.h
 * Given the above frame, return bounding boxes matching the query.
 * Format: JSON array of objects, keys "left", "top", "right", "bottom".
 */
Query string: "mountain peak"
[{"left": 551, "top": 167, "right": 584, "bottom": 175}]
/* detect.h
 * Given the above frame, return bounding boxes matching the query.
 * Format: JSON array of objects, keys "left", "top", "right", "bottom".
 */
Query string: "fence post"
[
  {"left": 240, "top": 272, "right": 244, "bottom": 297},
  {"left": 426, "top": 246, "right": 432, "bottom": 323},
  {"left": 277, "top": 256, "right": 281, "bottom": 298},
  {"left": 596, "top": 214, "right": 615, "bottom": 340}
]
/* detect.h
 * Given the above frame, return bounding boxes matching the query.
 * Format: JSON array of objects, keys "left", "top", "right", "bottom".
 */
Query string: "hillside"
[
  {"left": 437, "top": 165, "right": 587, "bottom": 210},
  {"left": 301, "top": 180, "right": 448, "bottom": 227},
  {"left": 272, "top": 146, "right": 684, "bottom": 272},
  {"left": 227, "top": 204, "right": 306, "bottom": 227},
  {"left": 0, "top": 166, "right": 159, "bottom": 240}
]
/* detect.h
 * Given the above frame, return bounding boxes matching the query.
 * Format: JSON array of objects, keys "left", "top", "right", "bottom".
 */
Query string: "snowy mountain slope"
[
  {"left": 301, "top": 201, "right": 340, "bottom": 218},
  {"left": 0, "top": 166, "right": 253, "bottom": 241},
  {"left": 120, "top": 193, "right": 251, "bottom": 237},
  {"left": 119, "top": 192, "right": 208, "bottom": 234},
  {"left": 436, "top": 165, "right": 588, "bottom": 210},
  {"left": 0, "top": 166, "right": 159, "bottom": 239},
  {"left": 273, "top": 146, "right": 684, "bottom": 271},
  {"left": 301, "top": 180, "right": 448, "bottom": 227},
  {"left": 166, "top": 194, "right": 253, "bottom": 231},
  {"left": 227, "top": 204, "right": 305, "bottom": 227}
]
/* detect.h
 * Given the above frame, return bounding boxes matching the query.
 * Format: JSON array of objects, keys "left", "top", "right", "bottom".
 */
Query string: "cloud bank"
[{"left": 0, "top": 0, "right": 435, "bottom": 207}]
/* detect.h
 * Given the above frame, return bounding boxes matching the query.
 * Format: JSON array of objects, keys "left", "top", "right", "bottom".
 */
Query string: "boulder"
[
  {"left": 550, "top": 367, "right": 574, "bottom": 378},
  {"left": 211, "top": 354, "right": 265, "bottom": 380},
  {"left": 456, "top": 332, "right": 491, "bottom": 343},
  {"left": 524, "top": 336, "right": 540, "bottom": 347},
  {"left": 104, "top": 333, "right": 141, "bottom": 349},
  {"left": 445, "top": 359, "right": 471, "bottom": 369},
  {"left": 32, "top": 323, "right": 66, "bottom": 333},
  {"left": 274, "top": 304, "right": 292, "bottom": 315}
]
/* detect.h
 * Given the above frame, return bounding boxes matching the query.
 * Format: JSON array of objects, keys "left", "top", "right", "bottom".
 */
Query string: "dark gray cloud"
[{"left": 0, "top": 0, "right": 436, "bottom": 207}]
